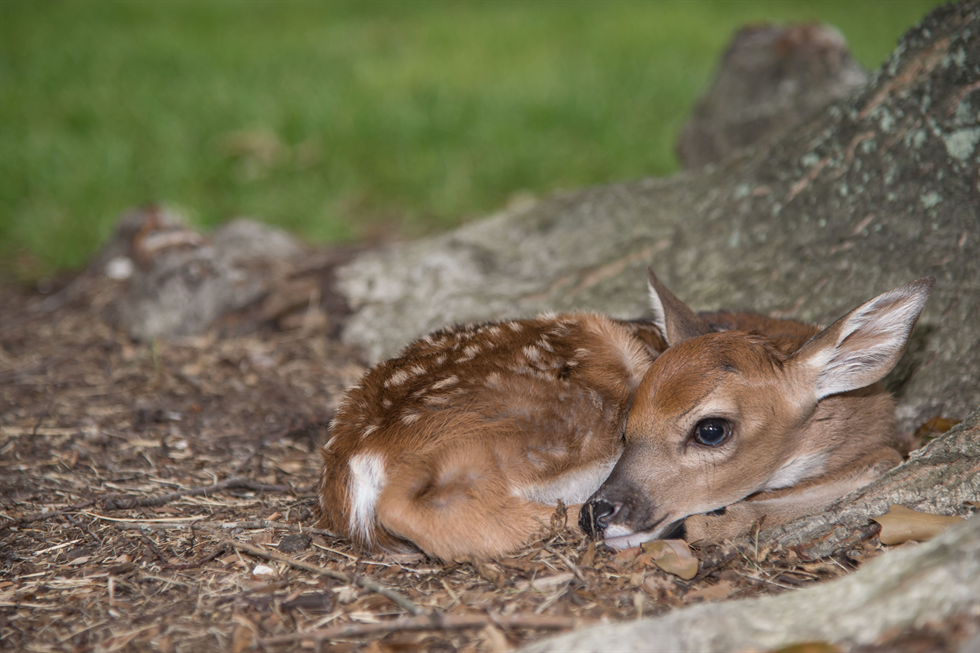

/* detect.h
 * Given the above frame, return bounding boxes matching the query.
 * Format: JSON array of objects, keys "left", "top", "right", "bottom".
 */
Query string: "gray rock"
[
  {"left": 338, "top": 1, "right": 979, "bottom": 434},
  {"left": 676, "top": 22, "right": 867, "bottom": 169},
  {"left": 104, "top": 208, "right": 307, "bottom": 341},
  {"left": 519, "top": 514, "right": 980, "bottom": 653}
]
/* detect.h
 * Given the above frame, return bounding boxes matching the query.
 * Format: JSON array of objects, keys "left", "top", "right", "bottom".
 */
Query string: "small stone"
[{"left": 277, "top": 534, "right": 312, "bottom": 553}]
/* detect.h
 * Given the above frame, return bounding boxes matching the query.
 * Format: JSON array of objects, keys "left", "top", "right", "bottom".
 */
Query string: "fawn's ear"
[
  {"left": 646, "top": 268, "right": 713, "bottom": 347},
  {"left": 792, "top": 278, "right": 935, "bottom": 400}
]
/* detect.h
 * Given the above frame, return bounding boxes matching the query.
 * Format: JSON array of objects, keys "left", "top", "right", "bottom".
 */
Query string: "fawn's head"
[{"left": 581, "top": 269, "right": 934, "bottom": 548}]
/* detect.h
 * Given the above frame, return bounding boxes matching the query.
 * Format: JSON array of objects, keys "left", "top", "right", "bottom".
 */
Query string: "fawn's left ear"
[
  {"left": 792, "top": 278, "right": 935, "bottom": 400},
  {"left": 646, "top": 268, "right": 713, "bottom": 347}
]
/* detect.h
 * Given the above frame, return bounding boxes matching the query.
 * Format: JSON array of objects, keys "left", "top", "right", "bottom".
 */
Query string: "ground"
[{"left": 0, "top": 273, "right": 964, "bottom": 653}]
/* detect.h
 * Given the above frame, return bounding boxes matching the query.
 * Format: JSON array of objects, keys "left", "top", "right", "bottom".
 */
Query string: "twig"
[
  {"left": 102, "top": 476, "right": 292, "bottom": 510},
  {"left": 230, "top": 426, "right": 288, "bottom": 477},
  {"left": 259, "top": 612, "right": 578, "bottom": 646},
  {"left": 140, "top": 534, "right": 168, "bottom": 565},
  {"left": 65, "top": 514, "right": 104, "bottom": 545},
  {"left": 1, "top": 499, "right": 100, "bottom": 529},
  {"left": 230, "top": 417, "right": 329, "bottom": 477},
  {"left": 545, "top": 545, "right": 588, "bottom": 585},
  {"left": 204, "top": 530, "right": 425, "bottom": 616},
  {"left": 163, "top": 543, "right": 230, "bottom": 570},
  {"left": 219, "top": 519, "right": 336, "bottom": 537},
  {"left": 2, "top": 477, "right": 295, "bottom": 530}
]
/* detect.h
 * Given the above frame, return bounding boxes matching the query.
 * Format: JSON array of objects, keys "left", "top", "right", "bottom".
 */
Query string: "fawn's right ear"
[{"left": 646, "top": 268, "right": 713, "bottom": 346}]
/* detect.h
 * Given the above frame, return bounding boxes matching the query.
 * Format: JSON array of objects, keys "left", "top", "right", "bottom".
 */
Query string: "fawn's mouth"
[{"left": 600, "top": 515, "right": 680, "bottom": 550}]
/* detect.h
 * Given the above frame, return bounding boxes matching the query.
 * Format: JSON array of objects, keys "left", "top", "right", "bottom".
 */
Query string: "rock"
[
  {"left": 519, "top": 514, "right": 980, "bottom": 653},
  {"left": 336, "top": 1, "right": 979, "bottom": 434},
  {"left": 103, "top": 208, "right": 305, "bottom": 341},
  {"left": 94, "top": 207, "right": 355, "bottom": 341},
  {"left": 676, "top": 22, "right": 867, "bottom": 169}
]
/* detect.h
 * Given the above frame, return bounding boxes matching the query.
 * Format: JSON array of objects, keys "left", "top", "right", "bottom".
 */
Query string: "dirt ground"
[{"left": 0, "top": 272, "right": 969, "bottom": 653}]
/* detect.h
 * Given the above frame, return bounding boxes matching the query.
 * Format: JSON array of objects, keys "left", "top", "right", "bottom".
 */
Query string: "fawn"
[{"left": 317, "top": 270, "right": 933, "bottom": 559}]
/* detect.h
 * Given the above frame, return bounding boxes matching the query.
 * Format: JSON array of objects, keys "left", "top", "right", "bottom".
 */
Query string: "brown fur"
[{"left": 317, "top": 313, "right": 665, "bottom": 560}]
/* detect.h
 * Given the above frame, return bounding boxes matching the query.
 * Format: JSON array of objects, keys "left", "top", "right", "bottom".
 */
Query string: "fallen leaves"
[
  {"left": 685, "top": 579, "right": 736, "bottom": 603},
  {"left": 871, "top": 505, "right": 965, "bottom": 545},
  {"left": 642, "top": 540, "right": 699, "bottom": 580}
]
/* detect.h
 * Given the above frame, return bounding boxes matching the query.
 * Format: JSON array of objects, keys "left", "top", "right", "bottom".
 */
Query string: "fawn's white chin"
[{"left": 602, "top": 528, "right": 661, "bottom": 550}]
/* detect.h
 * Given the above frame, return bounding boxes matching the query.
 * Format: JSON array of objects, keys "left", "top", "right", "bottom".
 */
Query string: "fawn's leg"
[{"left": 375, "top": 442, "right": 569, "bottom": 561}]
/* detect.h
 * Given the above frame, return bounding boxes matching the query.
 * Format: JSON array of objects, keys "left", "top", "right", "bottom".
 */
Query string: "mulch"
[{"left": 0, "top": 273, "right": 902, "bottom": 653}]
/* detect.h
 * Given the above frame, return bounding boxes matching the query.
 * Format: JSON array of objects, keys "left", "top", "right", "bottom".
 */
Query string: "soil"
[{"left": 0, "top": 272, "right": 966, "bottom": 653}]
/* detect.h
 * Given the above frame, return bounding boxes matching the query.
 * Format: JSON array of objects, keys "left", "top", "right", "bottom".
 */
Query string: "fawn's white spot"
[
  {"left": 409, "top": 364, "right": 427, "bottom": 377},
  {"left": 384, "top": 369, "right": 410, "bottom": 388},
  {"left": 523, "top": 345, "right": 541, "bottom": 362},
  {"left": 516, "top": 458, "right": 618, "bottom": 505},
  {"left": 361, "top": 424, "right": 378, "bottom": 439},
  {"left": 401, "top": 411, "right": 421, "bottom": 425},
  {"left": 764, "top": 452, "right": 828, "bottom": 491},
  {"left": 507, "top": 322, "right": 524, "bottom": 333},
  {"left": 348, "top": 451, "right": 387, "bottom": 543},
  {"left": 430, "top": 375, "right": 459, "bottom": 391}
]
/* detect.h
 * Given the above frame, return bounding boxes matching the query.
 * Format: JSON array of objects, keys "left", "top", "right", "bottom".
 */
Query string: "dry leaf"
[
  {"left": 642, "top": 539, "right": 698, "bottom": 580},
  {"left": 579, "top": 541, "right": 596, "bottom": 568},
  {"left": 774, "top": 643, "right": 842, "bottom": 653},
  {"left": 871, "top": 505, "right": 964, "bottom": 545},
  {"left": 685, "top": 579, "right": 734, "bottom": 603},
  {"left": 611, "top": 546, "right": 641, "bottom": 572},
  {"left": 478, "top": 623, "right": 510, "bottom": 653},
  {"left": 966, "top": 501, "right": 980, "bottom": 509},
  {"left": 514, "top": 572, "right": 574, "bottom": 592},
  {"left": 914, "top": 416, "right": 961, "bottom": 437},
  {"left": 230, "top": 614, "right": 257, "bottom": 653}
]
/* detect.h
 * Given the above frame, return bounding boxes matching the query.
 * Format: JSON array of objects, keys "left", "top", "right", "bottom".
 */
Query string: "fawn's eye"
[{"left": 692, "top": 418, "right": 731, "bottom": 447}]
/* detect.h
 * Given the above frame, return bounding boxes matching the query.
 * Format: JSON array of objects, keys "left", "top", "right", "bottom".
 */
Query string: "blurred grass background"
[{"left": 0, "top": 0, "right": 942, "bottom": 281}]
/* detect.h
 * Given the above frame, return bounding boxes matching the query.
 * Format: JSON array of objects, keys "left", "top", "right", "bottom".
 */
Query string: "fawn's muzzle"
[{"left": 579, "top": 498, "right": 622, "bottom": 537}]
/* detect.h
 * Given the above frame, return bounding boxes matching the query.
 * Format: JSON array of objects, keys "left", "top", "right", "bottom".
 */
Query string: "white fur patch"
[
  {"left": 430, "top": 375, "right": 459, "bottom": 391},
  {"left": 603, "top": 525, "right": 663, "bottom": 550},
  {"left": 384, "top": 369, "right": 410, "bottom": 388},
  {"left": 586, "top": 317, "right": 651, "bottom": 386},
  {"left": 347, "top": 452, "right": 387, "bottom": 542},
  {"left": 515, "top": 458, "right": 618, "bottom": 505},
  {"left": 401, "top": 411, "right": 421, "bottom": 425},
  {"left": 648, "top": 282, "right": 667, "bottom": 342},
  {"left": 763, "top": 451, "right": 828, "bottom": 491}
]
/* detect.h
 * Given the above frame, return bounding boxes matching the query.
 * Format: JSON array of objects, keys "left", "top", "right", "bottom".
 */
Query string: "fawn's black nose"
[{"left": 579, "top": 499, "right": 622, "bottom": 538}]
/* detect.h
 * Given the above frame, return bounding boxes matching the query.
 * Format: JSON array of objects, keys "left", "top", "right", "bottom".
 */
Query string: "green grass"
[{"left": 0, "top": 0, "right": 943, "bottom": 280}]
